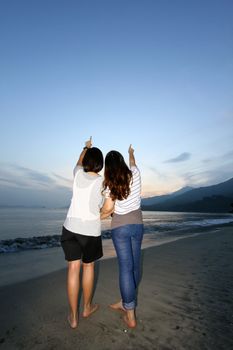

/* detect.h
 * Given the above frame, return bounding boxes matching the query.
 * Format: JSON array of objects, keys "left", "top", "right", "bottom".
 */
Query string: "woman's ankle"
[
  {"left": 124, "top": 312, "right": 137, "bottom": 328},
  {"left": 126, "top": 309, "right": 136, "bottom": 320},
  {"left": 68, "top": 312, "right": 78, "bottom": 328},
  {"left": 70, "top": 311, "right": 77, "bottom": 320}
]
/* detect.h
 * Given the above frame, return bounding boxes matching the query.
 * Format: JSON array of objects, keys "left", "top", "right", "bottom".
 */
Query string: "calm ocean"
[
  {"left": 0, "top": 207, "right": 232, "bottom": 287},
  {"left": 0, "top": 207, "right": 233, "bottom": 253}
]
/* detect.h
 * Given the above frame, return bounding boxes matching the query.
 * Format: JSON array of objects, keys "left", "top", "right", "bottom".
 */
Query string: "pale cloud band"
[
  {"left": 0, "top": 163, "right": 71, "bottom": 190},
  {"left": 164, "top": 152, "right": 191, "bottom": 163},
  {"left": 0, "top": 163, "right": 72, "bottom": 207}
]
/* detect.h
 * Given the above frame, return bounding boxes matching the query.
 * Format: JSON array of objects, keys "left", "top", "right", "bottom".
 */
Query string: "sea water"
[
  {"left": 0, "top": 207, "right": 233, "bottom": 253},
  {"left": 0, "top": 208, "right": 232, "bottom": 286}
]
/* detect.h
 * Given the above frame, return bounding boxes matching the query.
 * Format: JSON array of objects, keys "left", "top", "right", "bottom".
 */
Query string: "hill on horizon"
[{"left": 142, "top": 177, "right": 233, "bottom": 213}]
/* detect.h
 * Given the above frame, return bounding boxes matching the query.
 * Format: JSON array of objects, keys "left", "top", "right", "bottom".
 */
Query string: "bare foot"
[
  {"left": 109, "top": 301, "right": 126, "bottom": 313},
  {"left": 82, "top": 304, "right": 99, "bottom": 318},
  {"left": 68, "top": 314, "right": 78, "bottom": 329},
  {"left": 123, "top": 314, "right": 137, "bottom": 329}
]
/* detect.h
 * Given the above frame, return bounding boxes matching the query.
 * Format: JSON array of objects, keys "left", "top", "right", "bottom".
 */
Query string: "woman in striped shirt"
[{"left": 101, "top": 145, "right": 144, "bottom": 328}]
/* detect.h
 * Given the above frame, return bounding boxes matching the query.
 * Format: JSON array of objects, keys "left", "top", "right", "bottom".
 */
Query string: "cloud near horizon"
[
  {"left": 0, "top": 163, "right": 71, "bottom": 190},
  {"left": 164, "top": 152, "right": 191, "bottom": 163},
  {"left": 0, "top": 163, "right": 72, "bottom": 207}
]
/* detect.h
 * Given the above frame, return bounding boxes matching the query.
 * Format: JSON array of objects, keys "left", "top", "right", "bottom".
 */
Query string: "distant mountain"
[{"left": 142, "top": 178, "right": 233, "bottom": 213}]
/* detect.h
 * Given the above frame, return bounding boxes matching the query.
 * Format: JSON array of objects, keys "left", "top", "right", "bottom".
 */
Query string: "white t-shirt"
[
  {"left": 106, "top": 166, "right": 141, "bottom": 215},
  {"left": 64, "top": 166, "right": 103, "bottom": 236}
]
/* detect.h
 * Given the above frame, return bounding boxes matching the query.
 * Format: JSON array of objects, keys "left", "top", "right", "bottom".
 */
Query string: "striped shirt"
[{"left": 114, "top": 165, "right": 141, "bottom": 215}]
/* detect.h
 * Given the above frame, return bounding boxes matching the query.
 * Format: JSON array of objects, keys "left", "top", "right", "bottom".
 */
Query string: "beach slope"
[{"left": 0, "top": 226, "right": 233, "bottom": 350}]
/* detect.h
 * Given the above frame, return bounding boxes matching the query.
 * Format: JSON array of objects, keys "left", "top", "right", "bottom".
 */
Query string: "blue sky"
[{"left": 0, "top": 0, "right": 233, "bottom": 207}]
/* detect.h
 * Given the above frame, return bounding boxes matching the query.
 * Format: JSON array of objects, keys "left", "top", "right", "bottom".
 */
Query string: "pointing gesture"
[
  {"left": 128, "top": 144, "right": 136, "bottom": 167},
  {"left": 128, "top": 144, "right": 134, "bottom": 154},
  {"left": 85, "top": 136, "right": 92, "bottom": 149},
  {"left": 77, "top": 136, "right": 92, "bottom": 166}
]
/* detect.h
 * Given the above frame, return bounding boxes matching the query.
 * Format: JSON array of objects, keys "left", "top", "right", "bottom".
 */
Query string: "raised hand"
[
  {"left": 128, "top": 144, "right": 134, "bottom": 154},
  {"left": 128, "top": 144, "right": 136, "bottom": 166},
  {"left": 85, "top": 136, "right": 92, "bottom": 149}
]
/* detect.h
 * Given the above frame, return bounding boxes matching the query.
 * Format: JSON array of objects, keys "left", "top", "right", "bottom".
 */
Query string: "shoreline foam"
[{"left": 1, "top": 217, "right": 232, "bottom": 254}]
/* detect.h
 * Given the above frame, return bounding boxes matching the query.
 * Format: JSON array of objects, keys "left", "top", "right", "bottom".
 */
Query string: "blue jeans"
[{"left": 111, "top": 224, "right": 144, "bottom": 310}]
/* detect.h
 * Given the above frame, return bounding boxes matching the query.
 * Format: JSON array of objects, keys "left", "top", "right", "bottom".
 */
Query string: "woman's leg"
[
  {"left": 112, "top": 226, "right": 135, "bottom": 306},
  {"left": 111, "top": 225, "right": 137, "bottom": 327},
  {"left": 111, "top": 225, "right": 143, "bottom": 328},
  {"left": 124, "top": 225, "right": 143, "bottom": 328},
  {"left": 131, "top": 224, "right": 144, "bottom": 288},
  {"left": 82, "top": 262, "right": 99, "bottom": 317},
  {"left": 67, "top": 259, "right": 81, "bottom": 328}
]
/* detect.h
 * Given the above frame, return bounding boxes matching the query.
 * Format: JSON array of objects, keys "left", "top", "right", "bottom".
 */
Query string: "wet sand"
[{"left": 0, "top": 225, "right": 232, "bottom": 350}]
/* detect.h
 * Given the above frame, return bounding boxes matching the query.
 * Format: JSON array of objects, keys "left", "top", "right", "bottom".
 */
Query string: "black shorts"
[{"left": 61, "top": 226, "right": 103, "bottom": 263}]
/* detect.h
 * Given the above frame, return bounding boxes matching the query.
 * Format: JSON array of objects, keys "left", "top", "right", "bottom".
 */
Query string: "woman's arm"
[
  {"left": 128, "top": 144, "right": 136, "bottom": 167},
  {"left": 100, "top": 197, "right": 115, "bottom": 219},
  {"left": 77, "top": 136, "right": 92, "bottom": 166}
]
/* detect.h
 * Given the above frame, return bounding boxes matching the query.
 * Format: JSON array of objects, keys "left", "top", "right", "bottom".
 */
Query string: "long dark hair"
[{"left": 103, "top": 151, "right": 132, "bottom": 201}]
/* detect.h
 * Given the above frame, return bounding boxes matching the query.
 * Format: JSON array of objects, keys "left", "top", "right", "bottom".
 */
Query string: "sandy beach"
[{"left": 0, "top": 225, "right": 233, "bottom": 350}]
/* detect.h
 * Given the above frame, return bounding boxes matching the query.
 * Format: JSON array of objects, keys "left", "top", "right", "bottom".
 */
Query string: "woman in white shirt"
[
  {"left": 61, "top": 137, "right": 103, "bottom": 329},
  {"left": 101, "top": 145, "right": 144, "bottom": 329}
]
